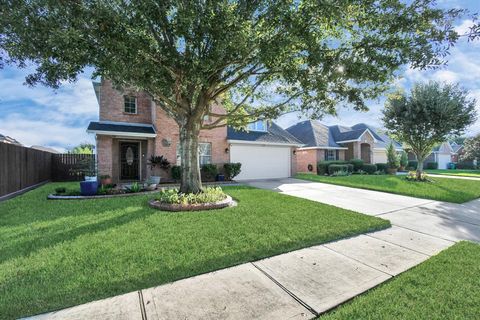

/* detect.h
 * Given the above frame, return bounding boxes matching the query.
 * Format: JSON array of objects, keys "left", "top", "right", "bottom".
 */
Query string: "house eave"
[
  {"left": 227, "top": 139, "right": 303, "bottom": 147},
  {"left": 298, "top": 146, "right": 348, "bottom": 150},
  {"left": 87, "top": 129, "right": 157, "bottom": 138}
]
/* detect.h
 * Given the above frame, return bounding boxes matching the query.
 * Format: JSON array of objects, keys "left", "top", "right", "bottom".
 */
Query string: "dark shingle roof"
[
  {"left": 287, "top": 121, "right": 403, "bottom": 150},
  {"left": 87, "top": 122, "right": 156, "bottom": 135},
  {"left": 227, "top": 122, "right": 302, "bottom": 145},
  {"left": 286, "top": 120, "right": 341, "bottom": 148}
]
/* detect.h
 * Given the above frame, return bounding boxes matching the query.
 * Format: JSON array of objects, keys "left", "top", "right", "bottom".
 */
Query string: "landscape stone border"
[
  {"left": 148, "top": 195, "right": 236, "bottom": 212},
  {"left": 47, "top": 182, "right": 241, "bottom": 200}
]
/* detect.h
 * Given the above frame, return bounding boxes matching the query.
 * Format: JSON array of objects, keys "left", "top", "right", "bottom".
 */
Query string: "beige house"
[{"left": 286, "top": 121, "right": 403, "bottom": 174}]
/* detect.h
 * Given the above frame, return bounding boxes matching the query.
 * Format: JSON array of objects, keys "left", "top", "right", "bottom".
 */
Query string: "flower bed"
[{"left": 149, "top": 187, "right": 236, "bottom": 211}]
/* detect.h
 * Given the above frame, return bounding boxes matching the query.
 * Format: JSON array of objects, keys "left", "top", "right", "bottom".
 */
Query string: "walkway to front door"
[{"left": 120, "top": 142, "right": 140, "bottom": 180}]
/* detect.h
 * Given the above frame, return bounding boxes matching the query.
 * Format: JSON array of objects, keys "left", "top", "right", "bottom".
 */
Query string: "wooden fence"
[
  {"left": 0, "top": 143, "right": 96, "bottom": 198},
  {"left": 0, "top": 143, "right": 52, "bottom": 197},
  {"left": 51, "top": 153, "right": 96, "bottom": 182}
]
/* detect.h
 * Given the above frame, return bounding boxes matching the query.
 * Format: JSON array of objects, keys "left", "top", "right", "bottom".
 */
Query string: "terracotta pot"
[{"left": 100, "top": 177, "right": 112, "bottom": 185}]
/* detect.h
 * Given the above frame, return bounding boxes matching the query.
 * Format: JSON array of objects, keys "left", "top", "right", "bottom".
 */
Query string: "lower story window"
[
  {"left": 176, "top": 142, "right": 212, "bottom": 165},
  {"left": 325, "top": 149, "right": 337, "bottom": 161}
]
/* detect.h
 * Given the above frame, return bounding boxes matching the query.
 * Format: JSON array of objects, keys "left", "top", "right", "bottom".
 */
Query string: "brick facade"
[{"left": 95, "top": 81, "right": 231, "bottom": 182}]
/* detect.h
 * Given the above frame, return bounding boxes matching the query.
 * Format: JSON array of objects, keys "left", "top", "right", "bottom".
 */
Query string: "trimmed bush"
[
  {"left": 407, "top": 160, "right": 418, "bottom": 170},
  {"left": 426, "top": 162, "right": 438, "bottom": 170},
  {"left": 346, "top": 163, "right": 354, "bottom": 173},
  {"left": 328, "top": 164, "right": 350, "bottom": 175},
  {"left": 224, "top": 162, "right": 242, "bottom": 180},
  {"left": 456, "top": 162, "right": 477, "bottom": 170},
  {"left": 318, "top": 160, "right": 348, "bottom": 175},
  {"left": 349, "top": 159, "right": 364, "bottom": 172},
  {"left": 375, "top": 163, "right": 388, "bottom": 173},
  {"left": 201, "top": 164, "right": 218, "bottom": 181},
  {"left": 361, "top": 164, "right": 377, "bottom": 174},
  {"left": 171, "top": 165, "right": 181, "bottom": 181}
]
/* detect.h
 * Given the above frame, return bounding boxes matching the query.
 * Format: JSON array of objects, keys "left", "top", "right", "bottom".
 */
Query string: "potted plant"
[
  {"left": 148, "top": 155, "right": 171, "bottom": 184},
  {"left": 386, "top": 142, "right": 400, "bottom": 174},
  {"left": 99, "top": 174, "right": 112, "bottom": 185}
]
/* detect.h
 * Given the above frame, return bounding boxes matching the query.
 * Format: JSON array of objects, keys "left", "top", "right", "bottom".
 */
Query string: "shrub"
[
  {"left": 405, "top": 171, "right": 431, "bottom": 182},
  {"left": 375, "top": 163, "right": 388, "bottom": 173},
  {"left": 456, "top": 162, "right": 477, "bottom": 170},
  {"left": 201, "top": 164, "right": 218, "bottom": 181},
  {"left": 148, "top": 155, "right": 171, "bottom": 170},
  {"left": 224, "top": 162, "right": 242, "bottom": 180},
  {"left": 361, "top": 164, "right": 377, "bottom": 174},
  {"left": 331, "top": 169, "right": 350, "bottom": 177},
  {"left": 387, "top": 143, "right": 399, "bottom": 169},
  {"left": 125, "top": 182, "right": 142, "bottom": 193},
  {"left": 373, "top": 170, "right": 384, "bottom": 175},
  {"left": 349, "top": 159, "right": 364, "bottom": 171},
  {"left": 155, "top": 186, "right": 227, "bottom": 204},
  {"left": 55, "top": 187, "right": 66, "bottom": 194},
  {"left": 328, "top": 164, "right": 350, "bottom": 175},
  {"left": 399, "top": 152, "right": 408, "bottom": 168},
  {"left": 171, "top": 166, "right": 181, "bottom": 181},
  {"left": 426, "top": 162, "right": 438, "bottom": 170},
  {"left": 407, "top": 160, "right": 418, "bottom": 170},
  {"left": 99, "top": 174, "right": 110, "bottom": 179},
  {"left": 318, "top": 160, "right": 349, "bottom": 175}
]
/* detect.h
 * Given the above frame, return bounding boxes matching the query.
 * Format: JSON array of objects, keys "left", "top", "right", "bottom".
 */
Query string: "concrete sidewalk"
[
  {"left": 26, "top": 178, "right": 479, "bottom": 320},
  {"left": 25, "top": 226, "right": 453, "bottom": 320}
]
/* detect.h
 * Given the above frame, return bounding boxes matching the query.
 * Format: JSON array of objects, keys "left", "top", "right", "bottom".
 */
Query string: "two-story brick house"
[{"left": 87, "top": 80, "right": 302, "bottom": 182}]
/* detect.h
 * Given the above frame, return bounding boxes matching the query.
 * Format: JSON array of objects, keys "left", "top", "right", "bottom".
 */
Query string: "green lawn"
[
  {"left": 0, "top": 183, "right": 388, "bottom": 319},
  {"left": 321, "top": 241, "right": 480, "bottom": 319},
  {"left": 426, "top": 169, "right": 480, "bottom": 177},
  {"left": 296, "top": 173, "right": 480, "bottom": 203}
]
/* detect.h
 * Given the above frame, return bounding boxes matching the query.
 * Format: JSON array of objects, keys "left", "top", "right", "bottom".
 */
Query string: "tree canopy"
[
  {"left": 461, "top": 135, "right": 480, "bottom": 162},
  {"left": 69, "top": 143, "right": 95, "bottom": 154},
  {"left": 0, "top": 0, "right": 466, "bottom": 192},
  {"left": 383, "top": 81, "right": 477, "bottom": 178}
]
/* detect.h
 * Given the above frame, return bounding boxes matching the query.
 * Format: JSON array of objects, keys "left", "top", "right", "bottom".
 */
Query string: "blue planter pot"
[{"left": 80, "top": 181, "right": 98, "bottom": 196}]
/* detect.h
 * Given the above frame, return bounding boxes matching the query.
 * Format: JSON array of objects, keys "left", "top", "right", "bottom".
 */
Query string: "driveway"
[{"left": 246, "top": 178, "right": 480, "bottom": 243}]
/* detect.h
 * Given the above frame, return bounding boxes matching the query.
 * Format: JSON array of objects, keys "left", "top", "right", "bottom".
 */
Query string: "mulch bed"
[{"left": 148, "top": 195, "right": 236, "bottom": 212}]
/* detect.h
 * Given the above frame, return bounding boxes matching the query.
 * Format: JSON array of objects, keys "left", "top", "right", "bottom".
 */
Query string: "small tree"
[
  {"left": 69, "top": 143, "right": 95, "bottom": 154},
  {"left": 461, "top": 135, "right": 480, "bottom": 163},
  {"left": 386, "top": 143, "right": 399, "bottom": 170},
  {"left": 383, "top": 82, "right": 477, "bottom": 180},
  {"left": 399, "top": 151, "right": 408, "bottom": 169}
]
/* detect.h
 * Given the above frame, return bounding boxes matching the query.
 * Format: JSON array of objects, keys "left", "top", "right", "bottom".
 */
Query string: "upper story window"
[
  {"left": 124, "top": 95, "right": 137, "bottom": 114},
  {"left": 247, "top": 120, "right": 267, "bottom": 132}
]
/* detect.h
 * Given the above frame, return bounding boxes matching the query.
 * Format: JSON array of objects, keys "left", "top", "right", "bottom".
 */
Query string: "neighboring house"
[
  {"left": 31, "top": 145, "right": 61, "bottom": 154},
  {"left": 407, "top": 141, "right": 454, "bottom": 169},
  {"left": 0, "top": 133, "right": 22, "bottom": 146},
  {"left": 87, "top": 80, "right": 302, "bottom": 182},
  {"left": 286, "top": 120, "right": 402, "bottom": 174},
  {"left": 450, "top": 142, "right": 464, "bottom": 163}
]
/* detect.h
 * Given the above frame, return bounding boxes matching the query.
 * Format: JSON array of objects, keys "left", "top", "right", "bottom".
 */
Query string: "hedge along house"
[
  {"left": 286, "top": 120, "right": 403, "bottom": 174},
  {"left": 86, "top": 80, "right": 302, "bottom": 183}
]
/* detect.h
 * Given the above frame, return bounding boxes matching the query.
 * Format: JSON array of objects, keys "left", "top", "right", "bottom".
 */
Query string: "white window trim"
[
  {"left": 124, "top": 95, "right": 138, "bottom": 114},
  {"left": 247, "top": 120, "right": 267, "bottom": 132}
]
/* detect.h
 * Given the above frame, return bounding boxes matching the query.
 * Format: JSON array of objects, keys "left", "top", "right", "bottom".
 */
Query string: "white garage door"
[
  {"left": 437, "top": 154, "right": 451, "bottom": 169},
  {"left": 230, "top": 144, "right": 291, "bottom": 180}
]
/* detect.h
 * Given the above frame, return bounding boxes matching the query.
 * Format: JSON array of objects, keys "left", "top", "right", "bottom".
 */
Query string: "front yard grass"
[
  {"left": 0, "top": 183, "right": 388, "bottom": 319},
  {"left": 296, "top": 173, "right": 480, "bottom": 203},
  {"left": 321, "top": 241, "right": 480, "bottom": 319},
  {"left": 426, "top": 169, "right": 480, "bottom": 178}
]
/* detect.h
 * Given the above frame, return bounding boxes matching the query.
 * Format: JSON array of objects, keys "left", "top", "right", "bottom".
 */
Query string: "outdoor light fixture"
[
  {"left": 225, "top": 147, "right": 229, "bottom": 154},
  {"left": 293, "top": 150, "right": 297, "bottom": 155}
]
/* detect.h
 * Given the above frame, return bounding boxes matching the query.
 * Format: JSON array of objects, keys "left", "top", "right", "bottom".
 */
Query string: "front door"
[
  {"left": 360, "top": 143, "right": 371, "bottom": 164},
  {"left": 120, "top": 142, "right": 140, "bottom": 180}
]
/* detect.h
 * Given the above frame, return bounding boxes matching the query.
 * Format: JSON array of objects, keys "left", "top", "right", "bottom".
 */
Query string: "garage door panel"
[{"left": 230, "top": 144, "right": 291, "bottom": 180}]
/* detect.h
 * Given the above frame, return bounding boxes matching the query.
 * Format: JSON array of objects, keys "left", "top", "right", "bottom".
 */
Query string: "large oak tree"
[{"left": 0, "top": 0, "right": 463, "bottom": 192}]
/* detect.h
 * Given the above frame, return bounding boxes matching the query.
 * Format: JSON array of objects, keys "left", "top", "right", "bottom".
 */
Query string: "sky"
[{"left": 0, "top": 1, "right": 479, "bottom": 152}]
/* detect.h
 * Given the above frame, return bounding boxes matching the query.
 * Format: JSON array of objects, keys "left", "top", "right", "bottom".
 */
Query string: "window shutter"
[{"left": 336, "top": 150, "right": 339, "bottom": 160}]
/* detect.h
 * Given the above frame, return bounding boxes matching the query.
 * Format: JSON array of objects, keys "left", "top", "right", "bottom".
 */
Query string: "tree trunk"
[
  {"left": 416, "top": 156, "right": 425, "bottom": 180},
  {"left": 178, "top": 121, "right": 203, "bottom": 194}
]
